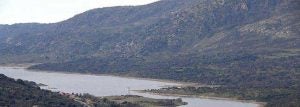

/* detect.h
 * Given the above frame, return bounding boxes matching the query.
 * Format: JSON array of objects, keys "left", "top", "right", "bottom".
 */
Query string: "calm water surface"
[{"left": 0, "top": 67, "right": 259, "bottom": 107}]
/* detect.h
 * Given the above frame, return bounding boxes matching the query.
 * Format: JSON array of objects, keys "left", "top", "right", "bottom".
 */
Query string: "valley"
[{"left": 0, "top": 0, "right": 299, "bottom": 106}]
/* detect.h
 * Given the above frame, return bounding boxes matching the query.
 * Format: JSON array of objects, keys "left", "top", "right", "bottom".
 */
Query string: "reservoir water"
[{"left": 0, "top": 67, "right": 259, "bottom": 107}]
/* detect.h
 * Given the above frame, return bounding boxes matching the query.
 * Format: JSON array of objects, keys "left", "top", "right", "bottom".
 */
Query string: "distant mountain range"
[{"left": 0, "top": 0, "right": 299, "bottom": 87}]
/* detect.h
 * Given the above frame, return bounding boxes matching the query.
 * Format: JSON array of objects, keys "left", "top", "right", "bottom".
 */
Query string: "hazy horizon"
[{"left": 0, "top": 0, "right": 159, "bottom": 25}]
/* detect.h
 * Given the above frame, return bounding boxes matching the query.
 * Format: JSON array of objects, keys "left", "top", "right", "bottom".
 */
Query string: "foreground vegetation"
[
  {"left": 104, "top": 95, "right": 187, "bottom": 107},
  {"left": 0, "top": 74, "right": 81, "bottom": 107}
]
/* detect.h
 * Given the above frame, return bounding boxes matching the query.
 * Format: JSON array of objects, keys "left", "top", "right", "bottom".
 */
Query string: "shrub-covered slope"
[{"left": 0, "top": 74, "right": 81, "bottom": 106}]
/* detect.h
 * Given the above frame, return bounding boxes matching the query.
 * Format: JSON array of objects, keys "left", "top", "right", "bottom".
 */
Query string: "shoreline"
[
  {"left": 0, "top": 65, "right": 264, "bottom": 107},
  {"left": 136, "top": 91, "right": 266, "bottom": 107},
  {"left": 1, "top": 65, "right": 199, "bottom": 87},
  {"left": 0, "top": 63, "right": 39, "bottom": 68}
]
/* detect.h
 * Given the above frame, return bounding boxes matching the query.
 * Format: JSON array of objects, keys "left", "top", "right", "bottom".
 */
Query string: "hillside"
[
  {"left": 20, "top": 0, "right": 298, "bottom": 86},
  {"left": 0, "top": 0, "right": 198, "bottom": 63},
  {"left": 0, "top": 74, "right": 82, "bottom": 106},
  {"left": 0, "top": 0, "right": 299, "bottom": 106},
  {"left": 1, "top": 0, "right": 298, "bottom": 63}
]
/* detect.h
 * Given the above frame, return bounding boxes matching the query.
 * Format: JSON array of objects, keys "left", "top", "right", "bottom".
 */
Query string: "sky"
[{"left": 0, "top": 0, "right": 159, "bottom": 24}]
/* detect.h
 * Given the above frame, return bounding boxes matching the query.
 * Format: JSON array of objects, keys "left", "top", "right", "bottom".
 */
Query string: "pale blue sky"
[{"left": 0, "top": 0, "right": 159, "bottom": 24}]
